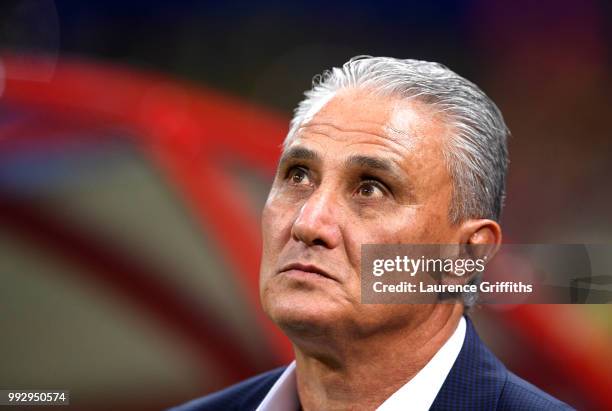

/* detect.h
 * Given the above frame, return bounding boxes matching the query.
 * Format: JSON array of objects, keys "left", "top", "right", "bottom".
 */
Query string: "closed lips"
[{"left": 280, "top": 263, "right": 336, "bottom": 281}]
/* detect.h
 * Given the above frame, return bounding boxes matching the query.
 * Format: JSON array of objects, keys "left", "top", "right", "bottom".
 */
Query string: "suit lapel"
[{"left": 430, "top": 316, "right": 507, "bottom": 410}]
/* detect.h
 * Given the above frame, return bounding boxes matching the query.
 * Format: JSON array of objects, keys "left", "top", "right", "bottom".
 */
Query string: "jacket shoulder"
[
  {"left": 498, "top": 370, "right": 575, "bottom": 410},
  {"left": 431, "top": 317, "right": 575, "bottom": 410},
  {"left": 168, "top": 367, "right": 286, "bottom": 411}
]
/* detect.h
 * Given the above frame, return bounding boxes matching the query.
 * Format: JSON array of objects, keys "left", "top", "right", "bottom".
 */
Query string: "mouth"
[{"left": 278, "top": 262, "right": 337, "bottom": 282}]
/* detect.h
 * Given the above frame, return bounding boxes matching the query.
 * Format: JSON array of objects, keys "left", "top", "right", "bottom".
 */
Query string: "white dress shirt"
[{"left": 256, "top": 316, "right": 466, "bottom": 411}]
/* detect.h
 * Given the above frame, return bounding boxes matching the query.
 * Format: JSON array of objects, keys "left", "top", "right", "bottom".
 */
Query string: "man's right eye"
[{"left": 287, "top": 167, "right": 310, "bottom": 185}]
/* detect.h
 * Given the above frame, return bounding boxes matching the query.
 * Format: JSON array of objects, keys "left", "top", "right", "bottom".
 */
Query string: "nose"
[{"left": 291, "top": 187, "right": 342, "bottom": 249}]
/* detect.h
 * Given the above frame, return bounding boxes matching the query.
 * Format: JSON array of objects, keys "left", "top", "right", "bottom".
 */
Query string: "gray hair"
[{"left": 283, "top": 56, "right": 510, "bottom": 308}]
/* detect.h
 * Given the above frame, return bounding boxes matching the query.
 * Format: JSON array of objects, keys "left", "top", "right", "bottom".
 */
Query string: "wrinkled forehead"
[
  {"left": 287, "top": 88, "right": 450, "bottom": 154},
  {"left": 314, "top": 88, "right": 398, "bottom": 125}
]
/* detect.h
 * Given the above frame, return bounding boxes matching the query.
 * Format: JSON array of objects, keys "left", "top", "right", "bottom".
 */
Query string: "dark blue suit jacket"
[{"left": 170, "top": 317, "right": 574, "bottom": 410}]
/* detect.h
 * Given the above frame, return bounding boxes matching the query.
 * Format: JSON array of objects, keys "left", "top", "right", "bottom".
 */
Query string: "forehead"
[{"left": 288, "top": 88, "right": 450, "bottom": 163}]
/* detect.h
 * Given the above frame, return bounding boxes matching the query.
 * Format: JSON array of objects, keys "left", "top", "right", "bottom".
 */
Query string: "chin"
[{"left": 263, "top": 288, "right": 346, "bottom": 336}]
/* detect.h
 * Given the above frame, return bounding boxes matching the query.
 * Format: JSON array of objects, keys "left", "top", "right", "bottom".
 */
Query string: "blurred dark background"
[{"left": 0, "top": 1, "right": 611, "bottom": 410}]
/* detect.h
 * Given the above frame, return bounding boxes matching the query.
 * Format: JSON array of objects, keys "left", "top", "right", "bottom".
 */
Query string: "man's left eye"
[
  {"left": 287, "top": 167, "right": 311, "bottom": 185},
  {"left": 356, "top": 181, "right": 386, "bottom": 198}
]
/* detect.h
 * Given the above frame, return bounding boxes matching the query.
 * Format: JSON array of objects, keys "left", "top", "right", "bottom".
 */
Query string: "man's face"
[{"left": 260, "top": 89, "right": 460, "bottom": 338}]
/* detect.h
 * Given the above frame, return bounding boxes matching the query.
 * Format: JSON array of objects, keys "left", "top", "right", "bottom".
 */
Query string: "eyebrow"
[
  {"left": 345, "top": 155, "right": 394, "bottom": 173},
  {"left": 278, "top": 146, "right": 321, "bottom": 165},
  {"left": 344, "top": 155, "right": 407, "bottom": 186},
  {"left": 279, "top": 148, "right": 395, "bottom": 170}
]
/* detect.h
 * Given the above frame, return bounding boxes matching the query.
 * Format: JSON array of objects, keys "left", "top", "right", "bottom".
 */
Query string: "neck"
[{"left": 292, "top": 303, "right": 464, "bottom": 411}]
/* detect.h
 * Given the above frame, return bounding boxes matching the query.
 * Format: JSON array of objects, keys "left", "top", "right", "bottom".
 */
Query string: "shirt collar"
[
  {"left": 256, "top": 361, "right": 299, "bottom": 411},
  {"left": 257, "top": 316, "right": 466, "bottom": 411}
]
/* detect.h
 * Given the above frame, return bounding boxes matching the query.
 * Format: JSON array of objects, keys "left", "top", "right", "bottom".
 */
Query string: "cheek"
[
  {"left": 343, "top": 208, "right": 443, "bottom": 255},
  {"left": 261, "top": 195, "right": 297, "bottom": 259},
  {"left": 395, "top": 207, "right": 453, "bottom": 243},
  {"left": 341, "top": 216, "right": 415, "bottom": 277}
]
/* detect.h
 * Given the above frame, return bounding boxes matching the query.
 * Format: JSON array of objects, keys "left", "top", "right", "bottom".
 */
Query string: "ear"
[{"left": 458, "top": 218, "right": 502, "bottom": 259}]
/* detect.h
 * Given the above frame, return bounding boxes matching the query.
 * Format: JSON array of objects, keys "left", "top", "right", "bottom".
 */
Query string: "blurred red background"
[{"left": 0, "top": 1, "right": 610, "bottom": 410}]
